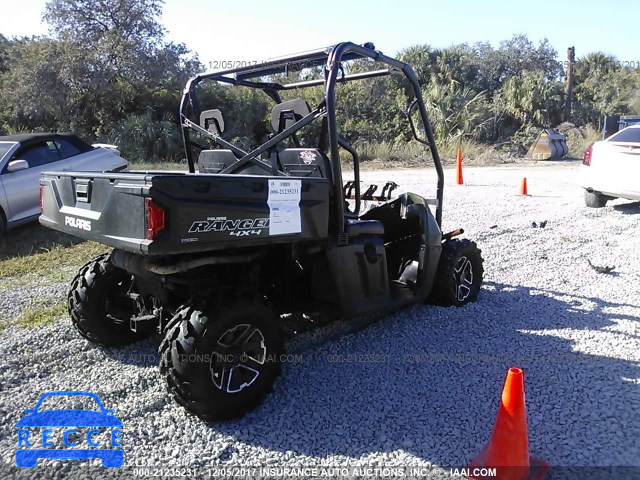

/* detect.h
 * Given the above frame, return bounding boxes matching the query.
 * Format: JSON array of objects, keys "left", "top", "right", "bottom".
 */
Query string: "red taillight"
[
  {"left": 145, "top": 198, "right": 165, "bottom": 240},
  {"left": 583, "top": 143, "right": 593, "bottom": 166},
  {"left": 39, "top": 186, "right": 44, "bottom": 212}
]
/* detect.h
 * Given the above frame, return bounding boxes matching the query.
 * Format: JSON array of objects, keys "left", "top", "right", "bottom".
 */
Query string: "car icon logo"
[{"left": 15, "top": 391, "right": 123, "bottom": 468}]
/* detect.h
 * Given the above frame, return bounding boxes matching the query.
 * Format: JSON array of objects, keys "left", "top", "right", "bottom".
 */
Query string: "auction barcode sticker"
[{"left": 268, "top": 179, "right": 301, "bottom": 235}]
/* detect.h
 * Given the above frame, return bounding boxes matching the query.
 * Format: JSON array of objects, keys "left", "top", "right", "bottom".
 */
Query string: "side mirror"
[
  {"left": 7, "top": 159, "right": 29, "bottom": 173},
  {"left": 23, "top": 409, "right": 35, "bottom": 415}
]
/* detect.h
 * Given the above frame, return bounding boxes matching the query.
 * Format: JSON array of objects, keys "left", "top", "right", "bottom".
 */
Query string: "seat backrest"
[
  {"left": 200, "top": 109, "right": 225, "bottom": 135},
  {"left": 271, "top": 99, "right": 311, "bottom": 133},
  {"left": 199, "top": 149, "right": 281, "bottom": 176},
  {"left": 278, "top": 148, "right": 332, "bottom": 182},
  {"left": 198, "top": 149, "right": 237, "bottom": 173}
]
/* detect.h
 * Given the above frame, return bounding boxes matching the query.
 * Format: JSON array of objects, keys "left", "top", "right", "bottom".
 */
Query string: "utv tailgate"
[{"left": 39, "top": 171, "right": 330, "bottom": 255}]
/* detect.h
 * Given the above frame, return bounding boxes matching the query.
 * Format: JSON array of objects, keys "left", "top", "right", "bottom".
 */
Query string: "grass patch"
[
  {"left": 0, "top": 240, "right": 104, "bottom": 283},
  {"left": 0, "top": 223, "right": 107, "bottom": 285},
  {"left": 352, "top": 139, "right": 510, "bottom": 169},
  {"left": 0, "top": 300, "right": 67, "bottom": 333},
  {"left": 565, "top": 125, "right": 600, "bottom": 158},
  {"left": 437, "top": 138, "right": 505, "bottom": 166},
  {"left": 0, "top": 223, "right": 82, "bottom": 261}
]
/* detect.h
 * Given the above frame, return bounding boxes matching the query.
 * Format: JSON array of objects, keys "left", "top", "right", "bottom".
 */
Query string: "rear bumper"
[
  {"left": 581, "top": 165, "right": 640, "bottom": 200},
  {"left": 583, "top": 187, "right": 640, "bottom": 201}
]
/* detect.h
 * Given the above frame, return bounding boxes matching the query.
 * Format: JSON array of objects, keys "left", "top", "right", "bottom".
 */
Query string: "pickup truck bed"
[{"left": 39, "top": 171, "right": 331, "bottom": 255}]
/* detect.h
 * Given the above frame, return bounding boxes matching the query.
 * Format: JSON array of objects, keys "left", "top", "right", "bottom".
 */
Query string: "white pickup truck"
[{"left": 581, "top": 125, "right": 640, "bottom": 207}]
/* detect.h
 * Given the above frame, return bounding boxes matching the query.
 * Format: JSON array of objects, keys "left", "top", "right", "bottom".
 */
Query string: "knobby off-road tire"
[
  {"left": 159, "top": 301, "right": 283, "bottom": 421},
  {"left": 68, "top": 253, "right": 150, "bottom": 347},
  {"left": 584, "top": 190, "right": 609, "bottom": 208},
  {"left": 430, "top": 239, "right": 484, "bottom": 307}
]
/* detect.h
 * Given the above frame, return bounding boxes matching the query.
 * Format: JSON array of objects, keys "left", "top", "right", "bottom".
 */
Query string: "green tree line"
[{"left": 1, "top": 0, "right": 639, "bottom": 163}]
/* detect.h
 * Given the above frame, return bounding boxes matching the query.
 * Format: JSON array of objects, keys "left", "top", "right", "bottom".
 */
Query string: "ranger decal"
[{"left": 188, "top": 217, "right": 269, "bottom": 237}]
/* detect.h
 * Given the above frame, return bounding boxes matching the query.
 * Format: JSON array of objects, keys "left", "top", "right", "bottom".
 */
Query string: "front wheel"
[
  {"left": 159, "top": 300, "right": 283, "bottom": 421},
  {"left": 68, "top": 253, "right": 151, "bottom": 347},
  {"left": 429, "top": 239, "right": 484, "bottom": 306}
]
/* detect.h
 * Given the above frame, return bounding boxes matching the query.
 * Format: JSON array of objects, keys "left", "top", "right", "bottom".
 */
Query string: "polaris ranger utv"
[{"left": 40, "top": 42, "right": 483, "bottom": 421}]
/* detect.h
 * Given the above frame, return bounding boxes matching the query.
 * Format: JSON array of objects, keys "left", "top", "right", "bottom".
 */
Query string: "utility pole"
[{"left": 564, "top": 46, "right": 575, "bottom": 122}]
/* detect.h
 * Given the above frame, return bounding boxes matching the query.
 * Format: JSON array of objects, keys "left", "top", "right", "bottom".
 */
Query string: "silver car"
[{"left": 0, "top": 133, "right": 128, "bottom": 238}]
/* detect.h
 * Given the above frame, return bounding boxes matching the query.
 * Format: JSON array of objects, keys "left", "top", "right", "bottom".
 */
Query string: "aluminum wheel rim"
[
  {"left": 454, "top": 255, "right": 474, "bottom": 302},
  {"left": 209, "top": 324, "right": 267, "bottom": 394}
]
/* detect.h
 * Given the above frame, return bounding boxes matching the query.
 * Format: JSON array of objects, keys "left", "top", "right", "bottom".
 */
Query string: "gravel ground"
[
  {"left": 1, "top": 160, "right": 639, "bottom": 479},
  {"left": 0, "top": 284, "right": 67, "bottom": 323}
]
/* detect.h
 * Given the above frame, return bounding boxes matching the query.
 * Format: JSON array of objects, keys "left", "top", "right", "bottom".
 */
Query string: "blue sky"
[{"left": 3, "top": 0, "right": 639, "bottom": 68}]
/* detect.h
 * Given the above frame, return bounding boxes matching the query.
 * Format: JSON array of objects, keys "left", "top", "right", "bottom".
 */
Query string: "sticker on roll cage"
[{"left": 188, "top": 216, "right": 269, "bottom": 237}]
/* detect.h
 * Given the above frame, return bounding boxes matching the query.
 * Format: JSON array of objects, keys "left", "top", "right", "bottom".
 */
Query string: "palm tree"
[
  {"left": 422, "top": 79, "right": 490, "bottom": 141},
  {"left": 502, "top": 72, "right": 564, "bottom": 126},
  {"left": 110, "top": 108, "right": 182, "bottom": 162},
  {"left": 575, "top": 52, "right": 617, "bottom": 82}
]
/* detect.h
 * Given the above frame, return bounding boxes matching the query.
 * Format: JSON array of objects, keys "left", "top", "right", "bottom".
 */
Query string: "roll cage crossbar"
[{"left": 179, "top": 41, "right": 444, "bottom": 229}]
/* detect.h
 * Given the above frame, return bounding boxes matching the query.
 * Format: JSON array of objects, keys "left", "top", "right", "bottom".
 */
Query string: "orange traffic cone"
[
  {"left": 456, "top": 148, "right": 464, "bottom": 185},
  {"left": 466, "top": 367, "right": 548, "bottom": 480},
  {"left": 520, "top": 178, "right": 528, "bottom": 196}
]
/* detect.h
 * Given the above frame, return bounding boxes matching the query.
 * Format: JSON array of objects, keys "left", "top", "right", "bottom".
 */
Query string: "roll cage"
[{"left": 179, "top": 41, "right": 444, "bottom": 231}]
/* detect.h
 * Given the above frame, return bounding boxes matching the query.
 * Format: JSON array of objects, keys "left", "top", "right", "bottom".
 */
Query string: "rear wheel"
[
  {"left": 429, "top": 239, "right": 483, "bottom": 306},
  {"left": 159, "top": 300, "right": 283, "bottom": 421},
  {"left": 584, "top": 190, "right": 609, "bottom": 208},
  {"left": 68, "top": 253, "right": 151, "bottom": 347}
]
